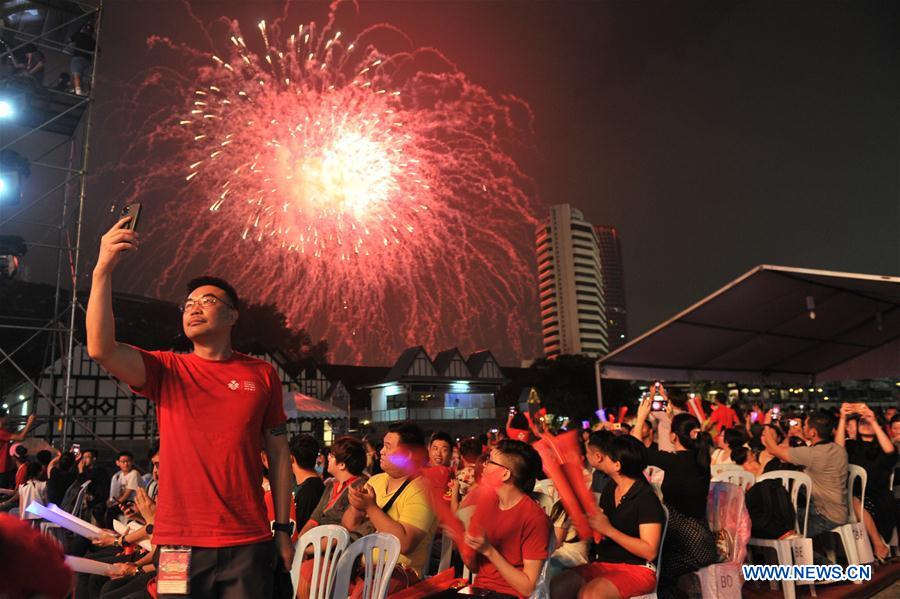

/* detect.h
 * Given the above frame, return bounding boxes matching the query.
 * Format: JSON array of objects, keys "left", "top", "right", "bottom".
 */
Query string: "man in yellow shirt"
[{"left": 344, "top": 422, "right": 437, "bottom": 591}]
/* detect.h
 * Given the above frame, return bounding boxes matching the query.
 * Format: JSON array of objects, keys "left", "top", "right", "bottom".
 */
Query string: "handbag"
[{"left": 850, "top": 521, "right": 875, "bottom": 563}]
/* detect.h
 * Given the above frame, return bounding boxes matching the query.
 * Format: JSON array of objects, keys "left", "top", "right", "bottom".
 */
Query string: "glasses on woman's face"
[
  {"left": 485, "top": 458, "right": 509, "bottom": 471},
  {"left": 179, "top": 294, "right": 234, "bottom": 312}
]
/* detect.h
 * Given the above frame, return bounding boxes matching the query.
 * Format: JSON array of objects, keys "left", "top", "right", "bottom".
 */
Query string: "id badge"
[{"left": 157, "top": 546, "right": 191, "bottom": 595}]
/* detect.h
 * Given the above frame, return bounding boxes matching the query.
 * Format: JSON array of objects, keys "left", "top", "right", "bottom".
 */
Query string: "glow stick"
[
  {"left": 65, "top": 555, "right": 116, "bottom": 576},
  {"left": 26, "top": 502, "right": 103, "bottom": 539}
]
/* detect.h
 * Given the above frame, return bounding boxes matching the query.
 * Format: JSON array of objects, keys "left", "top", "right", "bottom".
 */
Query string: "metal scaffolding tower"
[{"left": 0, "top": 1, "right": 109, "bottom": 450}]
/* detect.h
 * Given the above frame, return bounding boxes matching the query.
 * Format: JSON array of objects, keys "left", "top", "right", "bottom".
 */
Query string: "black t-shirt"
[
  {"left": 70, "top": 32, "right": 95, "bottom": 58},
  {"left": 46, "top": 468, "right": 78, "bottom": 505},
  {"left": 646, "top": 448, "right": 710, "bottom": 521},
  {"left": 845, "top": 440, "right": 895, "bottom": 497},
  {"left": 591, "top": 469, "right": 609, "bottom": 494},
  {"left": 592, "top": 477, "right": 665, "bottom": 565},
  {"left": 294, "top": 476, "right": 326, "bottom": 530},
  {"left": 78, "top": 466, "right": 110, "bottom": 506}
]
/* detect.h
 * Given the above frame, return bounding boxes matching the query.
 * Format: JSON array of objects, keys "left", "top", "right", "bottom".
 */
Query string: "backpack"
[
  {"left": 744, "top": 479, "right": 796, "bottom": 539},
  {"left": 59, "top": 478, "right": 89, "bottom": 517}
]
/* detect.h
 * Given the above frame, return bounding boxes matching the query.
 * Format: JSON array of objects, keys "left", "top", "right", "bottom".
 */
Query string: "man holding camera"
[
  {"left": 87, "top": 216, "right": 294, "bottom": 597},
  {"left": 762, "top": 411, "right": 848, "bottom": 537}
]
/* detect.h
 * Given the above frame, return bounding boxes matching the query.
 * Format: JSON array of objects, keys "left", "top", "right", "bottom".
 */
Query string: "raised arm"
[
  {"left": 632, "top": 395, "right": 652, "bottom": 442},
  {"left": 761, "top": 426, "right": 791, "bottom": 463},
  {"left": 9, "top": 414, "right": 36, "bottom": 442},
  {"left": 859, "top": 405, "right": 896, "bottom": 454},
  {"left": 86, "top": 218, "right": 146, "bottom": 388},
  {"left": 836, "top": 403, "right": 850, "bottom": 446}
]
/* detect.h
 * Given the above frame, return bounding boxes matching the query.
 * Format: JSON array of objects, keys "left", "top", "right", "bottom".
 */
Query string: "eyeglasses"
[
  {"left": 178, "top": 294, "right": 234, "bottom": 312},
  {"left": 485, "top": 458, "right": 509, "bottom": 471}
]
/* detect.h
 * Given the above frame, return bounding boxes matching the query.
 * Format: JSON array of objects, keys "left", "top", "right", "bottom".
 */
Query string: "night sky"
[{"left": 76, "top": 0, "right": 898, "bottom": 364}]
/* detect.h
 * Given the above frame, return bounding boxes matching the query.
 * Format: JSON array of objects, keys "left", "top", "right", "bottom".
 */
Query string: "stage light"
[
  {"left": 0, "top": 172, "right": 18, "bottom": 203},
  {"left": 0, "top": 99, "right": 13, "bottom": 119},
  {"left": 0, "top": 150, "right": 29, "bottom": 204}
]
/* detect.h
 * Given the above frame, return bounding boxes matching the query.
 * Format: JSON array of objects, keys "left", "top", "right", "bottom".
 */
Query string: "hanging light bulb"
[{"left": 806, "top": 295, "right": 816, "bottom": 320}]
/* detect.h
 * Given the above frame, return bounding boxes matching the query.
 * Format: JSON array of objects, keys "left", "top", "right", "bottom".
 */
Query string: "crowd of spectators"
[{"left": 1, "top": 390, "right": 898, "bottom": 599}]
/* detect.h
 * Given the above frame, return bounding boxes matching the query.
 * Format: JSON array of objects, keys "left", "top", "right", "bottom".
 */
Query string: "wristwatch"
[
  {"left": 272, "top": 521, "right": 294, "bottom": 536},
  {"left": 145, "top": 524, "right": 154, "bottom": 535}
]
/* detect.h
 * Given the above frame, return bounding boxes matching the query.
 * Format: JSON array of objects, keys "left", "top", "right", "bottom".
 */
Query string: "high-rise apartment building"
[
  {"left": 536, "top": 205, "right": 608, "bottom": 358},
  {"left": 594, "top": 225, "right": 628, "bottom": 351}
]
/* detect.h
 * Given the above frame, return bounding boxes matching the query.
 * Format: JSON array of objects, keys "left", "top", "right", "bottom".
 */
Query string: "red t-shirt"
[
  {"left": 707, "top": 405, "right": 739, "bottom": 432},
  {"left": 473, "top": 494, "right": 550, "bottom": 598},
  {"left": 133, "top": 349, "right": 286, "bottom": 547},
  {"left": 0, "top": 430, "right": 12, "bottom": 473},
  {"left": 423, "top": 464, "right": 452, "bottom": 501}
]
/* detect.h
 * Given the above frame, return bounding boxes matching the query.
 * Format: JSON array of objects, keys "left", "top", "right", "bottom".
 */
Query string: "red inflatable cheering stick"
[
  {"left": 421, "top": 467, "right": 475, "bottom": 566},
  {"left": 553, "top": 430, "right": 601, "bottom": 541},
  {"left": 533, "top": 434, "right": 595, "bottom": 542}
]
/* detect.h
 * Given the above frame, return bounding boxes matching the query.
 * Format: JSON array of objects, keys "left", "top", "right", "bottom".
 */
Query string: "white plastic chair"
[
  {"left": 633, "top": 505, "right": 669, "bottom": 599},
  {"left": 533, "top": 479, "right": 557, "bottom": 502},
  {"left": 825, "top": 464, "right": 870, "bottom": 569},
  {"left": 710, "top": 463, "right": 744, "bottom": 477},
  {"left": 711, "top": 468, "right": 755, "bottom": 491},
  {"left": 423, "top": 531, "right": 454, "bottom": 578},
  {"left": 331, "top": 533, "right": 401, "bottom": 599},
  {"left": 43, "top": 480, "right": 92, "bottom": 544},
  {"left": 531, "top": 491, "right": 555, "bottom": 517},
  {"left": 290, "top": 524, "right": 350, "bottom": 599},
  {"left": 643, "top": 466, "right": 665, "bottom": 500},
  {"left": 746, "top": 471, "right": 812, "bottom": 599},
  {"left": 436, "top": 531, "right": 453, "bottom": 574},
  {"left": 528, "top": 530, "right": 556, "bottom": 599}
]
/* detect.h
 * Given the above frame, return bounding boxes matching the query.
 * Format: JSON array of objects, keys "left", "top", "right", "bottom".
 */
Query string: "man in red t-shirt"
[
  {"left": 705, "top": 395, "right": 740, "bottom": 435},
  {"left": 458, "top": 439, "right": 550, "bottom": 598},
  {"left": 0, "top": 411, "right": 35, "bottom": 489},
  {"left": 86, "top": 217, "right": 294, "bottom": 598}
]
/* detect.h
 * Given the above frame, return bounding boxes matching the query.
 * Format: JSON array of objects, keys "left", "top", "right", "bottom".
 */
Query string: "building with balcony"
[{"left": 536, "top": 205, "right": 609, "bottom": 358}]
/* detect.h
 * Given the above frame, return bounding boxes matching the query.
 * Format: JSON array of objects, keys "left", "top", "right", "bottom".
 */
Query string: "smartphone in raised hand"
[{"left": 120, "top": 203, "right": 142, "bottom": 232}]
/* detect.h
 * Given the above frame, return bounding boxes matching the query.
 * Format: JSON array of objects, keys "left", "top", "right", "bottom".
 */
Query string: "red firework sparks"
[
  {"left": 187, "top": 20, "right": 432, "bottom": 260},
  {"left": 110, "top": 3, "right": 541, "bottom": 364}
]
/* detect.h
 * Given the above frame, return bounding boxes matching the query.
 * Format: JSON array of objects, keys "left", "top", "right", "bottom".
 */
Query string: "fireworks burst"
[{"left": 111, "top": 3, "right": 541, "bottom": 363}]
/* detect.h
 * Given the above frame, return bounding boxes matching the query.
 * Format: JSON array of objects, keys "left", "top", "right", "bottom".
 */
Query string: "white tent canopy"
[{"left": 597, "top": 265, "right": 900, "bottom": 389}]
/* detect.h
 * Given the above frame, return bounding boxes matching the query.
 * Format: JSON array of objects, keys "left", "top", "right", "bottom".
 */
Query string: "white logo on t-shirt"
[
  {"left": 243, "top": 381, "right": 257, "bottom": 392},
  {"left": 228, "top": 379, "right": 239, "bottom": 391}
]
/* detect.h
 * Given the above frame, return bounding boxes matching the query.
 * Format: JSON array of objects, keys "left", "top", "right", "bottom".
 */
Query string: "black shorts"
[{"left": 156, "top": 540, "right": 278, "bottom": 599}]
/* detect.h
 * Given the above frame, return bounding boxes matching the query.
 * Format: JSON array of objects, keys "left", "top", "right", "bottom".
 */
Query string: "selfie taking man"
[{"left": 86, "top": 216, "right": 293, "bottom": 598}]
